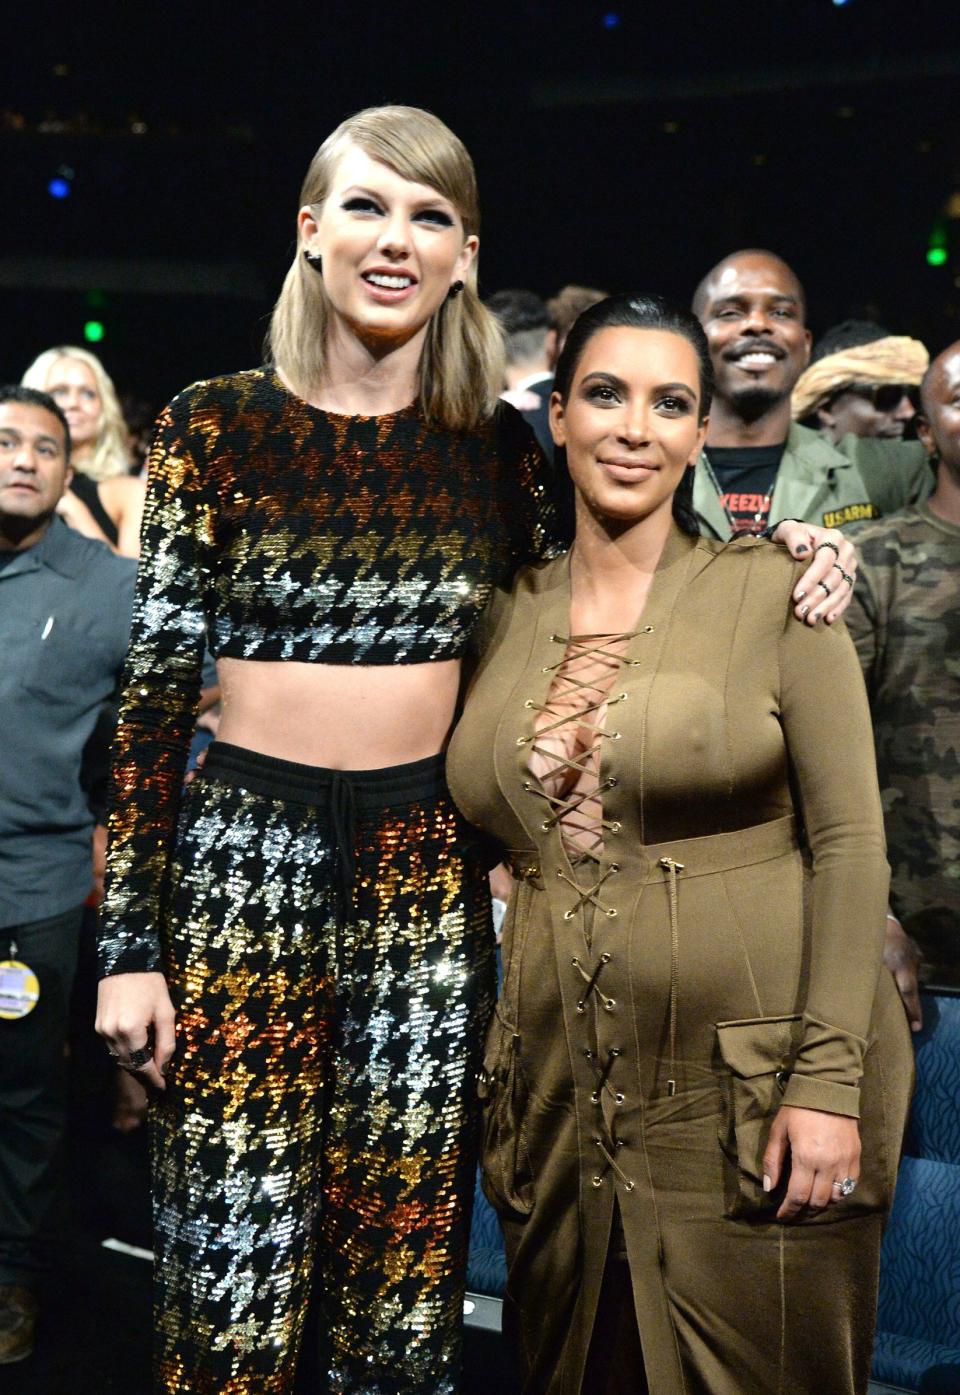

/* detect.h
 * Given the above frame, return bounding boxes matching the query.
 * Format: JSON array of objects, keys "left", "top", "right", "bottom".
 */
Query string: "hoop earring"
[
  {"left": 303, "top": 250, "right": 323, "bottom": 275},
  {"left": 446, "top": 280, "right": 464, "bottom": 300}
]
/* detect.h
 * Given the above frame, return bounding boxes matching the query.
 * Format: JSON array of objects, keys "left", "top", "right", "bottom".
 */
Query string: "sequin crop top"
[{"left": 99, "top": 367, "right": 564, "bottom": 976}]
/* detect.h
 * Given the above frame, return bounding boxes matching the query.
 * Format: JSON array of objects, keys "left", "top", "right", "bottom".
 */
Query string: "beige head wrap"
[{"left": 791, "top": 336, "right": 929, "bottom": 420}]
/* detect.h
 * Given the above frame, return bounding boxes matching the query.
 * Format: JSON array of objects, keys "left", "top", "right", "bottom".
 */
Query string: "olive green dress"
[{"left": 446, "top": 527, "right": 912, "bottom": 1395}]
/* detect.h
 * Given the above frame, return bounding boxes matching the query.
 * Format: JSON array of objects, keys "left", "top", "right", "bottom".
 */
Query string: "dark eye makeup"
[
  {"left": 341, "top": 197, "right": 454, "bottom": 227},
  {"left": 342, "top": 196, "right": 383, "bottom": 214}
]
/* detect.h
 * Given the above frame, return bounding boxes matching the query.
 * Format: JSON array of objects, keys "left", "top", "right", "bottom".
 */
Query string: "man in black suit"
[{"left": 486, "top": 289, "right": 556, "bottom": 459}]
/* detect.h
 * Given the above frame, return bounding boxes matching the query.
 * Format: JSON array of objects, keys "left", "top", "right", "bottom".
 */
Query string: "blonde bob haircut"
[
  {"left": 22, "top": 345, "right": 131, "bottom": 481},
  {"left": 266, "top": 105, "right": 505, "bottom": 432}
]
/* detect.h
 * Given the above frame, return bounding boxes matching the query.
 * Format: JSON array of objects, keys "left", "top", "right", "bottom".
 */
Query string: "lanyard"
[{"left": 0, "top": 936, "right": 40, "bottom": 1020}]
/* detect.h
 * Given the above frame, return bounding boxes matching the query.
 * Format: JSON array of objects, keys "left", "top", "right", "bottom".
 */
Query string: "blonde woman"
[
  {"left": 91, "top": 105, "right": 561, "bottom": 1394},
  {"left": 22, "top": 346, "right": 146, "bottom": 557}
]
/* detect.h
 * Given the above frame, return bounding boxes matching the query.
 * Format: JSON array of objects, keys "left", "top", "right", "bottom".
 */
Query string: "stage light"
[
  {"left": 48, "top": 178, "right": 71, "bottom": 199},
  {"left": 603, "top": 12, "right": 621, "bottom": 27},
  {"left": 927, "top": 218, "right": 949, "bottom": 267},
  {"left": 83, "top": 320, "right": 105, "bottom": 343}
]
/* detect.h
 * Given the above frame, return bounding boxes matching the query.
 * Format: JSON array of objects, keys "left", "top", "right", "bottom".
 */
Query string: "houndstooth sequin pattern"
[
  {"left": 153, "top": 758, "right": 495, "bottom": 1394},
  {"left": 99, "top": 367, "right": 563, "bottom": 979}
]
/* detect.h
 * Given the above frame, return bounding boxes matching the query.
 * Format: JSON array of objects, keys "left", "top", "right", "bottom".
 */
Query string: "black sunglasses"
[{"left": 843, "top": 383, "right": 920, "bottom": 413}]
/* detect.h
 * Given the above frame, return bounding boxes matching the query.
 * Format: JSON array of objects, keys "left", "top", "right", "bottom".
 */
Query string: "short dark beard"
[
  {"left": 727, "top": 383, "right": 786, "bottom": 424},
  {"left": 0, "top": 508, "right": 55, "bottom": 549}
]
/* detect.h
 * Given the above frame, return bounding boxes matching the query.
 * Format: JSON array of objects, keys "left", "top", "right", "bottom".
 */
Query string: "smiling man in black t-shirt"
[{"left": 690, "top": 250, "right": 931, "bottom": 562}]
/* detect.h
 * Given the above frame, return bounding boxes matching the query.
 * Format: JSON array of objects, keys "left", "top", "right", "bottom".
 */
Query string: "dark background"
[{"left": 4, "top": 0, "right": 960, "bottom": 410}]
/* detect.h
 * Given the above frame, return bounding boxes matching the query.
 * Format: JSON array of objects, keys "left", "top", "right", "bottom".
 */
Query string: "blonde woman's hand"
[
  {"left": 763, "top": 1104, "right": 861, "bottom": 1221},
  {"left": 96, "top": 971, "right": 176, "bottom": 1093},
  {"left": 768, "top": 521, "right": 858, "bottom": 625}
]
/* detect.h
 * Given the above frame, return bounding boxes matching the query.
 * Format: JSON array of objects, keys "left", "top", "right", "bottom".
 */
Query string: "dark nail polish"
[{"left": 796, "top": 545, "right": 809, "bottom": 555}]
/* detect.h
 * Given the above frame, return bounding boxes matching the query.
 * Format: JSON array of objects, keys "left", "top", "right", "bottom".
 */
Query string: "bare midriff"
[{"left": 215, "top": 656, "right": 463, "bottom": 770}]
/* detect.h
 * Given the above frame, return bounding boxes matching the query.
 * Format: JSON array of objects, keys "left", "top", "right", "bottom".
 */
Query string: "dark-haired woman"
[{"left": 448, "top": 295, "right": 912, "bottom": 1395}]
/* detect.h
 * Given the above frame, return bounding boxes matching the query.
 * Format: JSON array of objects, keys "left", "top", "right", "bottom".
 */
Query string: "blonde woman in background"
[{"left": 22, "top": 346, "right": 146, "bottom": 557}]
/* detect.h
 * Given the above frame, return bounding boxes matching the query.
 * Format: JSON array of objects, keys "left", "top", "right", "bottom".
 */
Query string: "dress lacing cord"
[
  {"left": 572, "top": 952, "right": 615, "bottom": 1013},
  {"left": 584, "top": 1046, "right": 624, "bottom": 1104},
  {"left": 593, "top": 1136, "right": 635, "bottom": 1191},
  {"left": 658, "top": 856, "right": 685, "bottom": 1096},
  {"left": 557, "top": 865, "right": 619, "bottom": 925},
  {"left": 521, "top": 628, "right": 643, "bottom": 1192},
  {"left": 518, "top": 630, "right": 637, "bottom": 867}
]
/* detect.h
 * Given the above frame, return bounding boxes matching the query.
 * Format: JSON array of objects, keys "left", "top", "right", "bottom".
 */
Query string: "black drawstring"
[{"left": 330, "top": 771, "right": 357, "bottom": 926}]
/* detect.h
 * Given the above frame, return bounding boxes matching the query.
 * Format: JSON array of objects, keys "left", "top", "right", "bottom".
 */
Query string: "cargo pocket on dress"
[
  {"left": 715, "top": 1014, "right": 803, "bottom": 1219},
  {"left": 478, "top": 1005, "right": 534, "bottom": 1218}
]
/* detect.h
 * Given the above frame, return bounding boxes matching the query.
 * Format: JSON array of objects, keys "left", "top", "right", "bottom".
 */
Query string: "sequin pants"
[{"left": 152, "top": 742, "right": 496, "bottom": 1395}]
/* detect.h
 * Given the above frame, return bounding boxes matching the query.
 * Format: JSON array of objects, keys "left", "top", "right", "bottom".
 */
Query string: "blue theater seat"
[
  {"left": 466, "top": 1169, "right": 507, "bottom": 1299},
  {"left": 872, "top": 990, "right": 960, "bottom": 1392}
]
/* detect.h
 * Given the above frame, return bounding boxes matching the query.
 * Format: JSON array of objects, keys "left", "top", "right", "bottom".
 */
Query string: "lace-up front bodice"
[{"left": 526, "top": 632, "right": 636, "bottom": 865}]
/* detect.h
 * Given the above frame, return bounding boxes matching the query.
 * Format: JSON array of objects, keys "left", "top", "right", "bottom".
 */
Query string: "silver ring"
[
  {"left": 839, "top": 568, "right": 854, "bottom": 588},
  {"left": 814, "top": 541, "right": 841, "bottom": 559},
  {"left": 817, "top": 580, "right": 832, "bottom": 597},
  {"left": 833, "top": 1176, "right": 857, "bottom": 1197},
  {"left": 124, "top": 1043, "right": 153, "bottom": 1070}
]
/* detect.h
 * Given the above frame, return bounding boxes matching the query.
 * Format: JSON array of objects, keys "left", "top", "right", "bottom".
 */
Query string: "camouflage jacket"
[{"left": 845, "top": 503, "right": 960, "bottom": 987}]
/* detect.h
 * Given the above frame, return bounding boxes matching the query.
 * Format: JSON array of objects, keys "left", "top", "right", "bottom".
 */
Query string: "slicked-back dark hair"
[
  {"left": 553, "top": 293, "right": 712, "bottom": 536},
  {"left": 0, "top": 384, "right": 71, "bottom": 461}
]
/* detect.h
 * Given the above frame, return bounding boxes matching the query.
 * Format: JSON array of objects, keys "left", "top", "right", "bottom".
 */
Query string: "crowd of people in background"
[{"left": 0, "top": 236, "right": 956, "bottom": 1383}]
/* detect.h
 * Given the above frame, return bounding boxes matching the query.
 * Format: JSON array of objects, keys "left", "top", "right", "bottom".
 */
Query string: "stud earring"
[
  {"left": 303, "top": 249, "right": 323, "bottom": 274},
  {"left": 447, "top": 280, "right": 465, "bottom": 300}
]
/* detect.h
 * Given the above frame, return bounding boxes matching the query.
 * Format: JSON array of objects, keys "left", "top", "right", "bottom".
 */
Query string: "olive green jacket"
[{"left": 694, "top": 422, "right": 933, "bottom": 540}]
